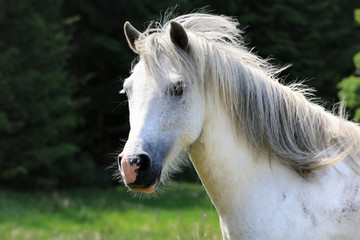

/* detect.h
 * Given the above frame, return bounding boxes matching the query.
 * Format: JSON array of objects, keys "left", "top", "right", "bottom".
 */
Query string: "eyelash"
[{"left": 172, "top": 82, "right": 185, "bottom": 97}]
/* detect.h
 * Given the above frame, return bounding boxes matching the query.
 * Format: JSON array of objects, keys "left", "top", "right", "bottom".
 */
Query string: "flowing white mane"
[{"left": 133, "top": 13, "right": 360, "bottom": 175}]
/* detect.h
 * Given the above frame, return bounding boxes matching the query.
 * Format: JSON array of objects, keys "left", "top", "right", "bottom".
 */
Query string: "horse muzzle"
[{"left": 119, "top": 153, "right": 161, "bottom": 193}]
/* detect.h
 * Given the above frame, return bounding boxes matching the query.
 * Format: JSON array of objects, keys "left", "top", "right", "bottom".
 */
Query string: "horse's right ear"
[{"left": 124, "top": 21, "right": 141, "bottom": 53}]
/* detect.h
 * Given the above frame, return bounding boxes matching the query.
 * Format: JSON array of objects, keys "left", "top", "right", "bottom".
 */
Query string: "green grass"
[{"left": 0, "top": 183, "right": 222, "bottom": 240}]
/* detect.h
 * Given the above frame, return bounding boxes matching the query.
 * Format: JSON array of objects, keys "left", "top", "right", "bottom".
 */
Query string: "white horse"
[{"left": 118, "top": 13, "right": 360, "bottom": 239}]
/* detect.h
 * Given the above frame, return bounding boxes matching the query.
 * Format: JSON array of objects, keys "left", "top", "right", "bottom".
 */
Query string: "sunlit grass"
[{"left": 0, "top": 183, "right": 222, "bottom": 240}]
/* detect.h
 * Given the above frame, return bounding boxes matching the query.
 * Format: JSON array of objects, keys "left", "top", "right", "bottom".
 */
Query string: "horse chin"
[
  {"left": 124, "top": 175, "right": 161, "bottom": 194},
  {"left": 129, "top": 184, "right": 157, "bottom": 193}
]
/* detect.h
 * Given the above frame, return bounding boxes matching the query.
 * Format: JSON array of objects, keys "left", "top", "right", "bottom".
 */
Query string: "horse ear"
[
  {"left": 124, "top": 21, "right": 141, "bottom": 53},
  {"left": 170, "top": 21, "right": 189, "bottom": 51}
]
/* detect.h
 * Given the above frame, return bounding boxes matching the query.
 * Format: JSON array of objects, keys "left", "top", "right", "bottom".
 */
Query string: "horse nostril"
[
  {"left": 117, "top": 153, "right": 124, "bottom": 167},
  {"left": 130, "top": 154, "right": 151, "bottom": 173}
]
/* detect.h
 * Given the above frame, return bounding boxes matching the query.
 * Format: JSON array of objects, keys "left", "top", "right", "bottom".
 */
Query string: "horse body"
[{"left": 119, "top": 13, "right": 360, "bottom": 239}]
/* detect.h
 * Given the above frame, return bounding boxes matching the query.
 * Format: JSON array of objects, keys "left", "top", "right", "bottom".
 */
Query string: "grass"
[{"left": 0, "top": 183, "right": 222, "bottom": 240}]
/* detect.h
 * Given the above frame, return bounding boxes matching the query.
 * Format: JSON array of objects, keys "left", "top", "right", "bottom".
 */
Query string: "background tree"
[
  {"left": 338, "top": 9, "right": 360, "bottom": 122},
  {"left": 0, "top": 0, "right": 91, "bottom": 189},
  {"left": 1, "top": 0, "right": 359, "bottom": 189},
  {"left": 232, "top": 0, "right": 360, "bottom": 104}
]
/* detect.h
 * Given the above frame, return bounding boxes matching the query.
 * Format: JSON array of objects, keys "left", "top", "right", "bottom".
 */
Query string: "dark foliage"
[
  {"left": 1, "top": 0, "right": 359, "bottom": 189},
  {"left": 0, "top": 0, "right": 95, "bottom": 189}
]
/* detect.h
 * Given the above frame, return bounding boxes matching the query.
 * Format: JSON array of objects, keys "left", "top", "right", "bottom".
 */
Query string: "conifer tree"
[{"left": 0, "top": 0, "right": 83, "bottom": 189}]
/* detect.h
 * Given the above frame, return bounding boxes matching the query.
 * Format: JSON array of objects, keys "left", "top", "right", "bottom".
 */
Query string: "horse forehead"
[
  {"left": 168, "top": 71, "right": 181, "bottom": 81},
  {"left": 129, "top": 63, "right": 147, "bottom": 83},
  {"left": 131, "top": 58, "right": 181, "bottom": 85}
]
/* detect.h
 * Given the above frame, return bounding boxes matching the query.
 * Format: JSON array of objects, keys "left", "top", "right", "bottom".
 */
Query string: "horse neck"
[{"left": 188, "top": 101, "right": 283, "bottom": 217}]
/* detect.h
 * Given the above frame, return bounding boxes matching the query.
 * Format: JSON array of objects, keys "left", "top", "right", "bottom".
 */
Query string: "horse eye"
[{"left": 173, "top": 82, "right": 185, "bottom": 97}]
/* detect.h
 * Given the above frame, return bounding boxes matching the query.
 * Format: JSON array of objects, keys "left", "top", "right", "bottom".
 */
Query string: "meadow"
[{"left": 0, "top": 183, "right": 222, "bottom": 240}]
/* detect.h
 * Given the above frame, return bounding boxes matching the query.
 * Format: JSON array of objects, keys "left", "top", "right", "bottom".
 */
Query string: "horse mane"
[{"left": 134, "top": 13, "right": 360, "bottom": 175}]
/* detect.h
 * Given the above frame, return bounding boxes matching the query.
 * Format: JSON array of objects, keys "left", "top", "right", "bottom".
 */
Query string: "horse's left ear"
[{"left": 170, "top": 21, "right": 189, "bottom": 51}]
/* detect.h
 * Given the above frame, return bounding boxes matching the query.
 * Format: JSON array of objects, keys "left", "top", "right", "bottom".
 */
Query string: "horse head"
[{"left": 118, "top": 21, "right": 205, "bottom": 193}]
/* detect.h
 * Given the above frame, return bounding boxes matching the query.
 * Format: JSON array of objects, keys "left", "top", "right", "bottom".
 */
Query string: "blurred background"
[{"left": 0, "top": 0, "right": 359, "bottom": 239}]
